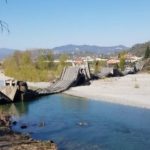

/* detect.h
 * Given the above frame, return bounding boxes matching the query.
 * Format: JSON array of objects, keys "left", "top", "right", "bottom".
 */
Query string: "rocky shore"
[{"left": 0, "top": 113, "right": 57, "bottom": 150}]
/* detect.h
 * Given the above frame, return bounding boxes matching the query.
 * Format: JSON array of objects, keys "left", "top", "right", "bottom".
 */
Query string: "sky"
[{"left": 0, "top": 0, "right": 150, "bottom": 49}]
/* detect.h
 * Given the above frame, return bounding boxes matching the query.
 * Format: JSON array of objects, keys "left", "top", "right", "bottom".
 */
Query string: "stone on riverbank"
[{"left": 0, "top": 113, "right": 57, "bottom": 150}]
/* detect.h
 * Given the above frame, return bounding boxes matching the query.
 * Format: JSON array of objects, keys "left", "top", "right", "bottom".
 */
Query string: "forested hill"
[
  {"left": 129, "top": 41, "right": 150, "bottom": 57},
  {"left": 0, "top": 45, "right": 128, "bottom": 60},
  {"left": 53, "top": 44, "right": 128, "bottom": 54},
  {"left": 2, "top": 42, "right": 149, "bottom": 60}
]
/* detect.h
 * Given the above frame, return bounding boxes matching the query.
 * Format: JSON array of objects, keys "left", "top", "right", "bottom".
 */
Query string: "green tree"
[
  {"left": 118, "top": 52, "right": 126, "bottom": 71},
  {"left": 59, "top": 54, "right": 68, "bottom": 65},
  {"left": 119, "top": 55, "right": 125, "bottom": 71},
  {"left": 46, "top": 51, "right": 54, "bottom": 69},
  {"left": 94, "top": 61, "right": 100, "bottom": 74},
  {"left": 3, "top": 51, "right": 33, "bottom": 80},
  {"left": 57, "top": 54, "right": 68, "bottom": 75},
  {"left": 36, "top": 54, "right": 47, "bottom": 70},
  {"left": 3, "top": 50, "right": 68, "bottom": 82},
  {"left": 144, "top": 46, "right": 150, "bottom": 59},
  {"left": 21, "top": 51, "right": 32, "bottom": 65}
]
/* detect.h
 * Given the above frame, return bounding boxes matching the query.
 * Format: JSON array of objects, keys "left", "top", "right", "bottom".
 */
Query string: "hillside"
[
  {"left": 53, "top": 44, "right": 128, "bottom": 55},
  {"left": 142, "top": 58, "right": 150, "bottom": 72},
  {"left": 1, "top": 41, "right": 150, "bottom": 60},
  {"left": 0, "top": 45, "right": 128, "bottom": 60},
  {"left": 129, "top": 41, "right": 150, "bottom": 57},
  {"left": 0, "top": 48, "right": 15, "bottom": 60}
]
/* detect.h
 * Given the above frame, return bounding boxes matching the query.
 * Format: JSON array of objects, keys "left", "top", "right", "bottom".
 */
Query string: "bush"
[{"left": 3, "top": 51, "right": 71, "bottom": 82}]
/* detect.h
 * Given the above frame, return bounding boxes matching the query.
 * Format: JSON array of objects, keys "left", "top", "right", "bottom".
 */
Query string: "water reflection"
[
  {"left": 1, "top": 94, "right": 150, "bottom": 150},
  {"left": 0, "top": 102, "right": 28, "bottom": 117},
  {"left": 60, "top": 94, "right": 89, "bottom": 111}
]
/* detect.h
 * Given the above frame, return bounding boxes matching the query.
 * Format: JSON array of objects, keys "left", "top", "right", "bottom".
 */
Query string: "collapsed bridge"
[
  {"left": 35, "top": 65, "right": 91, "bottom": 95},
  {"left": 0, "top": 64, "right": 91, "bottom": 103}
]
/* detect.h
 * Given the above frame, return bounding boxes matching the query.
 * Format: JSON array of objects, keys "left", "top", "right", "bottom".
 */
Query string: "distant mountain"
[
  {"left": 129, "top": 41, "right": 150, "bottom": 57},
  {"left": 53, "top": 44, "right": 128, "bottom": 55},
  {"left": 0, "top": 48, "right": 15, "bottom": 60},
  {"left": 0, "top": 44, "right": 128, "bottom": 60}
]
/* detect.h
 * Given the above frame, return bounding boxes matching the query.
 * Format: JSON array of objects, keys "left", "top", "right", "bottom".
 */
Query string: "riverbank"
[
  {"left": 0, "top": 71, "right": 50, "bottom": 89},
  {"left": 0, "top": 72, "right": 57, "bottom": 149},
  {"left": 0, "top": 113, "right": 57, "bottom": 150},
  {"left": 64, "top": 73, "right": 150, "bottom": 109},
  {"left": 1, "top": 71, "right": 150, "bottom": 109}
]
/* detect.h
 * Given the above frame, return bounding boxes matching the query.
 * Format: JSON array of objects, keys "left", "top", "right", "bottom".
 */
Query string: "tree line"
[
  {"left": 3, "top": 50, "right": 69, "bottom": 82},
  {"left": 144, "top": 46, "right": 150, "bottom": 59}
]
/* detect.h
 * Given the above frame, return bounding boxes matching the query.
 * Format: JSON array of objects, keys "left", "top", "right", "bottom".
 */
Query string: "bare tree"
[
  {"left": 0, "top": 20, "right": 9, "bottom": 33},
  {"left": 0, "top": 0, "right": 9, "bottom": 33}
]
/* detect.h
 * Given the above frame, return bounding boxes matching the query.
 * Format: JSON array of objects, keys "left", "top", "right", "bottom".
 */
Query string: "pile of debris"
[
  {"left": 142, "top": 58, "right": 150, "bottom": 72},
  {"left": 95, "top": 60, "right": 145, "bottom": 79}
]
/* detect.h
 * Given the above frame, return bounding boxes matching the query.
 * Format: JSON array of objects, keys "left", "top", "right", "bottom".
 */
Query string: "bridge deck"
[
  {"left": 36, "top": 66, "right": 81, "bottom": 95},
  {"left": 0, "top": 65, "right": 91, "bottom": 102}
]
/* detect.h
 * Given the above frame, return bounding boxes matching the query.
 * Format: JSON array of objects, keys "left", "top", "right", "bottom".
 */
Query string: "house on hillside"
[
  {"left": 107, "top": 59, "right": 120, "bottom": 68},
  {"left": 124, "top": 53, "right": 142, "bottom": 63}
]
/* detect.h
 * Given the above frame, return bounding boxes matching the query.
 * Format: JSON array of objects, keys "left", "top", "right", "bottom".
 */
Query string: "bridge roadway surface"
[{"left": 35, "top": 66, "right": 81, "bottom": 95}]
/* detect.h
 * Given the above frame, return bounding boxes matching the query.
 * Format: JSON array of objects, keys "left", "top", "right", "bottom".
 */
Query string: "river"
[{"left": 1, "top": 94, "right": 150, "bottom": 150}]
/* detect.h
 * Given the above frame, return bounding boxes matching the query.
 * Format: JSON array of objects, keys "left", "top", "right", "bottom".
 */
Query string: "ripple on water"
[{"left": 1, "top": 94, "right": 150, "bottom": 150}]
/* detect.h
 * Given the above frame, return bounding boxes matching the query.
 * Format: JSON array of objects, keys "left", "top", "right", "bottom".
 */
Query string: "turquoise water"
[{"left": 1, "top": 94, "right": 150, "bottom": 150}]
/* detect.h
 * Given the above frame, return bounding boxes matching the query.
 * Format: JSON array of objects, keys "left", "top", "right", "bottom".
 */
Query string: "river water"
[{"left": 1, "top": 94, "right": 150, "bottom": 150}]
